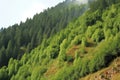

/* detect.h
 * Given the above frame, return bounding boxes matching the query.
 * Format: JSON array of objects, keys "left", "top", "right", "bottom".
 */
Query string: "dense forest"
[
  {"left": 0, "top": 0, "right": 120, "bottom": 80},
  {"left": 0, "top": 0, "right": 87, "bottom": 67}
]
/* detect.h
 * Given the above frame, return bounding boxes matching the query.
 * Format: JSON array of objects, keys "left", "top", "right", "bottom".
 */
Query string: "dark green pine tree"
[
  {"left": 0, "top": 46, "right": 7, "bottom": 67},
  {"left": 6, "top": 40, "right": 13, "bottom": 59}
]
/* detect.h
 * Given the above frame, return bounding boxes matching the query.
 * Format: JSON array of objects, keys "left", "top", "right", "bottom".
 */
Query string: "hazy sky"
[{"left": 0, "top": 0, "right": 65, "bottom": 28}]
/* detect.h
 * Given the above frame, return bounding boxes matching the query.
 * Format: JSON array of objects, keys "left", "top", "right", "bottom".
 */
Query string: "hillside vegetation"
[
  {"left": 0, "top": 0, "right": 87, "bottom": 67},
  {"left": 0, "top": 0, "right": 120, "bottom": 80},
  {"left": 80, "top": 57, "right": 120, "bottom": 80}
]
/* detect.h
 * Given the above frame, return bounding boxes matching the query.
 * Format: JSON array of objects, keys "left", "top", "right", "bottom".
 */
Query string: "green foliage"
[
  {"left": 31, "top": 66, "right": 47, "bottom": 80},
  {"left": 76, "top": 39, "right": 85, "bottom": 55},
  {"left": 0, "top": 46, "right": 7, "bottom": 66},
  {"left": 6, "top": 40, "right": 13, "bottom": 58},
  {"left": 91, "top": 28, "right": 104, "bottom": 43},
  {"left": 89, "top": 33, "right": 120, "bottom": 73},
  {"left": 89, "top": 0, "right": 119, "bottom": 11},
  {"left": 80, "top": 59, "right": 89, "bottom": 77},
  {"left": 8, "top": 58, "right": 20, "bottom": 77},
  {"left": 0, "top": 67, "right": 9, "bottom": 80},
  {"left": 0, "top": 0, "right": 120, "bottom": 80},
  {"left": 58, "top": 39, "right": 68, "bottom": 61},
  {"left": 81, "top": 37, "right": 88, "bottom": 47},
  {"left": 86, "top": 26, "right": 95, "bottom": 38},
  {"left": 46, "top": 44, "right": 60, "bottom": 59},
  {"left": 0, "top": 0, "right": 87, "bottom": 67},
  {"left": 89, "top": 52, "right": 106, "bottom": 72},
  {"left": 70, "top": 35, "right": 82, "bottom": 46},
  {"left": 53, "top": 65, "right": 75, "bottom": 80},
  {"left": 12, "top": 65, "right": 31, "bottom": 80}
]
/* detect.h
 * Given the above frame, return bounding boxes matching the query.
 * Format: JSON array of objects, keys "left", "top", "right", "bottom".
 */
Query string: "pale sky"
[{"left": 0, "top": 0, "right": 65, "bottom": 28}]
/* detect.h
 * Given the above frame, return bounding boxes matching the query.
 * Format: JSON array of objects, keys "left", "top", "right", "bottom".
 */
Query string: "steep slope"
[
  {"left": 0, "top": 0, "right": 87, "bottom": 67},
  {"left": 80, "top": 57, "right": 120, "bottom": 80},
  {"left": 0, "top": 0, "right": 120, "bottom": 80}
]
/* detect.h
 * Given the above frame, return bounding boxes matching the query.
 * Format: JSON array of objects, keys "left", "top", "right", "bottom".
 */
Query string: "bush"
[
  {"left": 31, "top": 66, "right": 47, "bottom": 80},
  {"left": 70, "top": 35, "right": 82, "bottom": 46},
  {"left": 14, "top": 65, "right": 31, "bottom": 80},
  {"left": 58, "top": 39, "right": 68, "bottom": 61},
  {"left": 8, "top": 58, "right": 21, "bottom": 77},
  {"left": 0, "top": 67, "right": 9, "bottom": 80},
  {"left": 80, "top": 59, "right": 89, "bottom": 77}
]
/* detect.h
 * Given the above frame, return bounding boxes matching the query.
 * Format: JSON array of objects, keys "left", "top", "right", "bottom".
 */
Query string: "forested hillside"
[
  {"left": 0, "top": 0, "right": 120, "bottom": 80},
  {"left": 0, "top": 0, "right": 87, "bottom": 67}
]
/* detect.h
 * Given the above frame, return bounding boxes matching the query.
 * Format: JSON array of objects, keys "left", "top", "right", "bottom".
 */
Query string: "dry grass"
[
  {"left": 66, "top": 39, "right": 96, "bottom": 60},
  {"left": 112, "top": 73, "right": 120, "bottom": 80},
  {"left": 66, "top": 45, "right": 79, "bottom": 57},
  {"left": 44, "top": 60, "right": 59, "bottom": 78}
]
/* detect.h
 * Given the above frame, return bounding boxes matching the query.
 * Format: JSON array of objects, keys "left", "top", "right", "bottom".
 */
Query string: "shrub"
[{"left": 0, "top": 67, "right": 9, "bottom": 80}]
